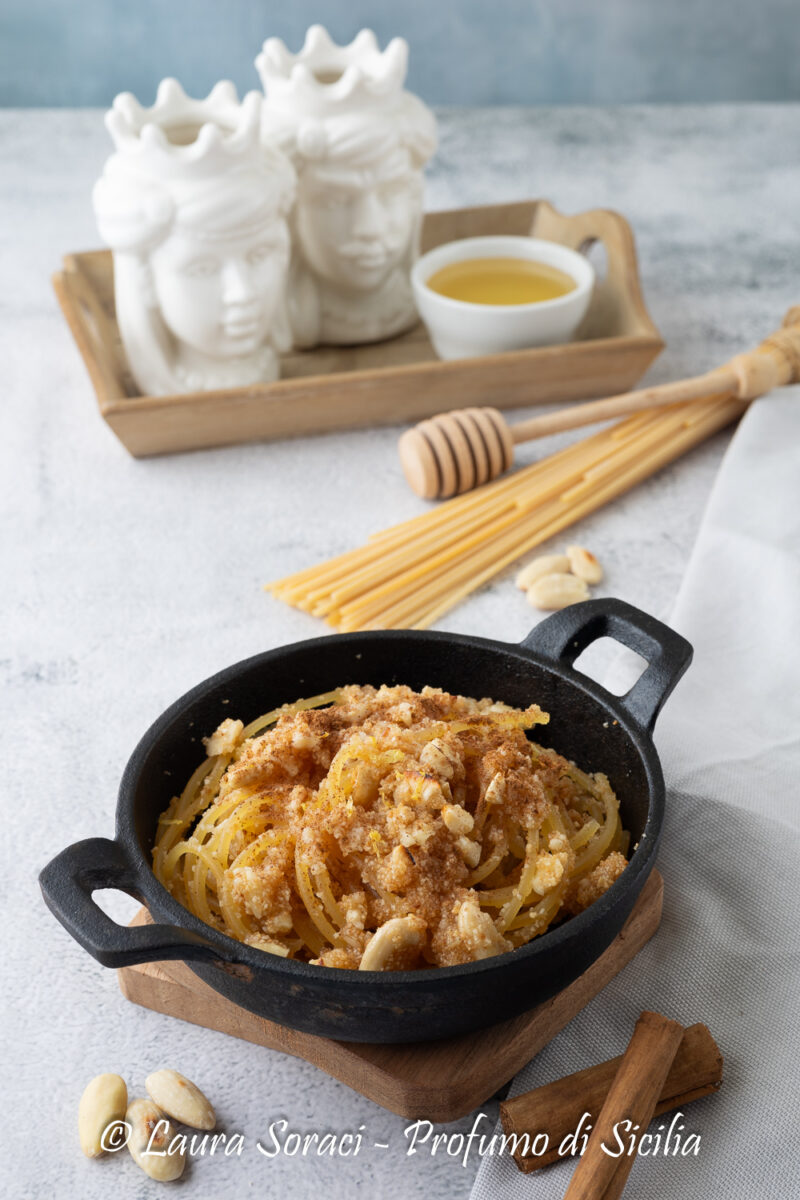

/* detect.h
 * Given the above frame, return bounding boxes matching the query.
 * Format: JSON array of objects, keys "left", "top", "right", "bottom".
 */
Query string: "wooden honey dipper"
[{"left": 399, "top": 307, "right": 800, "bottom": 498}]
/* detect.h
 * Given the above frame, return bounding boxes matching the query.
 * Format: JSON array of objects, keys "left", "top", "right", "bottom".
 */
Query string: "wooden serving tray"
[
  {"left": 118, "top": 870, "right": 662, "bottom": 1121},
  {"left": 55, "top": 199, "right": 662, "bottom": 459}
]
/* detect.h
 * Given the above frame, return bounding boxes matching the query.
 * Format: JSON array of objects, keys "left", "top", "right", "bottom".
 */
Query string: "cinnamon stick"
[
  {"left": 562, "top": 1010, "right": 684, "bottom": 1200},
  {"left": 503, "top": 1022, "right": 722, "bottom": 1173}
]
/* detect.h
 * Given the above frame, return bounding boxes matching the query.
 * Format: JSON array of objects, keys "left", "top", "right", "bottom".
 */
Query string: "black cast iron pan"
[{"left": 40, "top": 598, "right": 691, "bottom": 1043}]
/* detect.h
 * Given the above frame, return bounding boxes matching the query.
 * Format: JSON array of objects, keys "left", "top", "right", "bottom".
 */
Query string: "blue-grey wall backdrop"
[{"left": 2, "top": 0, "right": 799, "bottom": 107}]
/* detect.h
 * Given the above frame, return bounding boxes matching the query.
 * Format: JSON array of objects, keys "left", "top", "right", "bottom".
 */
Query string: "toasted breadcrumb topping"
[{"left": 164, "top": 684, "right": 627, "bottom": 969}]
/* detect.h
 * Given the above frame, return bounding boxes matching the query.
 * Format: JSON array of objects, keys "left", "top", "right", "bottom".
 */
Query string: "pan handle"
[
  {"left": 39, "top": 837, "right": 230, "bottom": 969},
  {"left": 520, "top": 598, "right": 692, "bottom": 732}
]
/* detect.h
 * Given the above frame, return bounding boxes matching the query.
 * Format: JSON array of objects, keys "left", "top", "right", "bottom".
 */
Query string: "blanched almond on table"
[
  {"left": 126, "top": 1097, "right": 186, "bottom": 1182},
  {"left": 566, "top": 544, "right": 604, "bottom": 583},
  {"left": 145, "top": 1069, "right": 216, "bottom": 1131},
  {"left": 78, "top": 1073, "right": 128, "bottom": 1158},
  {"left": 515, "top": 553, "right": 570, "bottom": 590},
  {"left": 527, "top": 573, "right": 590, "bottom": 611}
]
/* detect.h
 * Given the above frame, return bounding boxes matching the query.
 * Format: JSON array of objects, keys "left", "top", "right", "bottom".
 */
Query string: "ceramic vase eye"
[
  {"left": 93, "top": 79, "right": 296, "bottom": 396},
  {"left": 256, "top": 25, "right": 437, "bottom": 348}
]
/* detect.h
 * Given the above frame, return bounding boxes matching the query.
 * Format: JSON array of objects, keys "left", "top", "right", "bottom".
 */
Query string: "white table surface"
[{"left": 3, "top": 103, "right": 799, "bottom": 1199}]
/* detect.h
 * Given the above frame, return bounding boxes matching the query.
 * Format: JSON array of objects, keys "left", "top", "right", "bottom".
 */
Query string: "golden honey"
[{"left": 425, "top": 256, "right": 577, "bottom": 306}]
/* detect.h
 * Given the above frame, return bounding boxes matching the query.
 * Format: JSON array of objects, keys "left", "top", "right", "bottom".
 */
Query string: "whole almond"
[
  {"left": 145, "top": 1069, "right": 216, "bottom": 1131},
  {"left": 126, "top": 1097, "right": 186, "bottom": 1182},
  {"left": 527, "top": 573, "right": 590, "bottom": 611},
  {"left": 566, "top": 545, "right": 604, "bottom": 584},
  {"left": 78, "top": 1073, "right": 128, "bottom": 1158},
  {"left": 515, "top": 553, "right": 570, "bottom": 591}
]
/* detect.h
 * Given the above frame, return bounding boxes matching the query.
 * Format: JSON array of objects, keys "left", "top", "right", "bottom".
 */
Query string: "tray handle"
[
  {"left": 52, "top": 258, "right": 127, "bottom": 408},
  {"left": 529, "top": 201, "right": 659, "bottom": 340},
  {"left": 521, "top": 598, "right": 692, "bottom": 732},
  {"left": 39, "top": 837, "right": 228, "bottom": 969}
]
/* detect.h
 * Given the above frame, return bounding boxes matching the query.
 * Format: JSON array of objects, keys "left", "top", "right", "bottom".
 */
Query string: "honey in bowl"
[{"left": 425, "top": 256, "right": 577, "bottom": 306}]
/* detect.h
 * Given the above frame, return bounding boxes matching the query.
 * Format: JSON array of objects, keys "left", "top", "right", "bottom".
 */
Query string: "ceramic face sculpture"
[
  {"left": 93, "top": 80, "right": 295, "bottom": 396},
  {"left": 257, "top": 26, "right": 437, "bottom": 348}
]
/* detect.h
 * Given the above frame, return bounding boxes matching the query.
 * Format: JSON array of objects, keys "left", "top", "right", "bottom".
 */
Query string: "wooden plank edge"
[
  {"left": 117, "top": 870, "right": 662, "bottom": 1122},
  {"left": 52, "top": 270, "right": 123, "bottom": 411},
  {"left": 100, "top": 338, "right": 665, "bottom": 457},
  {"left": 373, "top": 871, "right": 663, "bottom": 1118},
  {"left": 98, "top": 334, "right": 665, "bottom": 419}
]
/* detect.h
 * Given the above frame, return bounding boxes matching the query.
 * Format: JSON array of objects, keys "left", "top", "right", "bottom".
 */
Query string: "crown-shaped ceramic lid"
[
  {"left": 104, "top": 78, "right": 269, "bottom": 183},
  {"left": 256, "top": 25, "right": 409, "bottom": 118}
]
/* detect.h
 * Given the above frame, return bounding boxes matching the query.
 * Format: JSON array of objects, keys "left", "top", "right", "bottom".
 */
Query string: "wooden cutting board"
[{"left": 118, "top": 870, "right": 662, "bottom": 1122}]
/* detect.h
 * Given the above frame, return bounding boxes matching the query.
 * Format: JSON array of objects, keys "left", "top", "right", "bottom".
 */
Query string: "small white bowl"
[{"left": 411, "top": 235, "right": 595, "bottom": 360}]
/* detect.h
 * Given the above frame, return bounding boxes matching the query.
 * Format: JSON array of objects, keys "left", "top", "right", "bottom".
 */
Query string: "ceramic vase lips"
[
  {"left": 93, "top": 79, "right": 296, "bottom": 397},
  {"left": 257, "top": 25, "right": 438, "bottom": 348}
]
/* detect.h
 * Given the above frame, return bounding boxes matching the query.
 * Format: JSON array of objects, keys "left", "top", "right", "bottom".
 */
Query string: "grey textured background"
[
  {"left": 2, "top": 0, "right": 800, "bottom": 107},
  {"left": 2, "top": 101, "right": 798, "bottom": 1197}
]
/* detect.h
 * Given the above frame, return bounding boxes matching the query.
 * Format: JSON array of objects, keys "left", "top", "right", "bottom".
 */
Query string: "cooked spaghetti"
[{"left": 152, "top": 685, "right": 629, "bottom": 969}]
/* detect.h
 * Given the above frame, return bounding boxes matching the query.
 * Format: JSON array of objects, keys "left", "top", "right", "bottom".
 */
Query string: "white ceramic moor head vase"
[
  {"left": 93, "top": 79, "right": 295, "bottom": 396},
  {"left": 257, "top": 25, "right": 437, "bottom": 348}
]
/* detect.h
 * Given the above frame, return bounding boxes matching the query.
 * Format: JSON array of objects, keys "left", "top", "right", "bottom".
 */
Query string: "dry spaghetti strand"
[{"left": 267, "top": 395, "right": 744, "bottom": 630}]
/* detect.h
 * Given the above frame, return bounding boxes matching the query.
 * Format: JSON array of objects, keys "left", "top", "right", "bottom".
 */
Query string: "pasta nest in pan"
[{"left": 153, "top": 684, "right": 628, "bottom": 969}]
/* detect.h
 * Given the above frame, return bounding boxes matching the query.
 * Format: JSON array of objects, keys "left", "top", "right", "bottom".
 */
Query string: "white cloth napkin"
[{"left": 470, "top": 392, "right": 800, "bottom": 1200}]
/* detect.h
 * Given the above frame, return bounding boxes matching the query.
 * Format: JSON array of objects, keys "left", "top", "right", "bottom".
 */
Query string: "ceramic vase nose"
[
  {"left": 258, "top": 26, "right": 437, "bottom": 348},
  {"left": 93, "top": 80, "right": 295, "bottom": 396}
]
